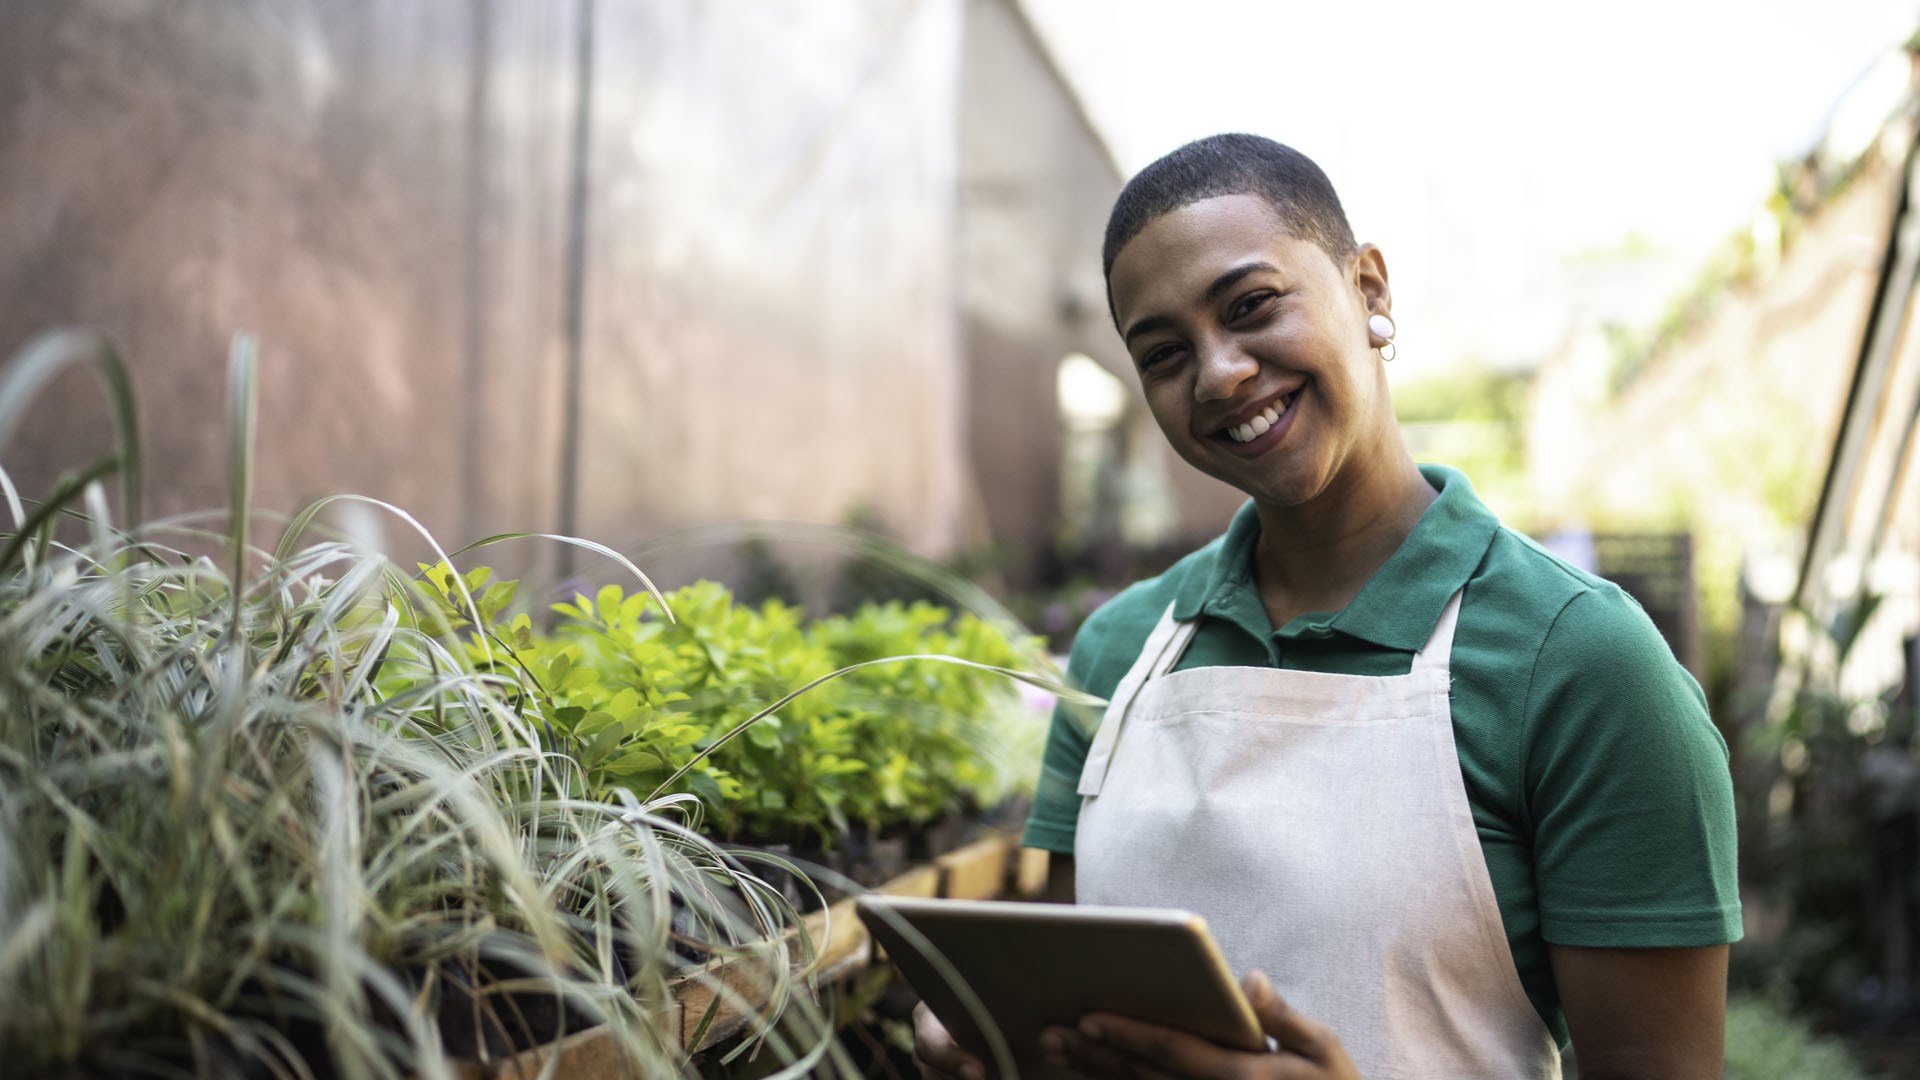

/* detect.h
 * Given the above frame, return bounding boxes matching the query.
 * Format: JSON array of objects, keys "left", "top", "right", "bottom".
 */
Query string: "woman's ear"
[{"left": 1352, "top": 243, "right": 1392, "bottom": 318}]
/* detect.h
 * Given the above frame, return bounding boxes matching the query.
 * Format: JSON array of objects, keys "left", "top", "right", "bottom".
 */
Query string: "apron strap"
[
  {"left": 1077, "top": 602, "right": 1195, "bottom": 797},
  {"left": 1408, "top": 588, "right": 1466, "bottom": 675},
  {"left": 1082, "top": 588, "right": 1462, "bottom": 796}
]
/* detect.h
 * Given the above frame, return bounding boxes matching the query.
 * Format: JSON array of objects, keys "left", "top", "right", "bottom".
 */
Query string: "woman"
[{"left": 915, "top": 135, "right": 1740, "bottom": 1079}]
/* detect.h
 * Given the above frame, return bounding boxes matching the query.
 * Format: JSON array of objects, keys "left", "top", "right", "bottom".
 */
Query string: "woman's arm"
[
  {"left": 1523, "top": 585, "right": 1740, "bottom": 1078},
  {"left": 1046, "top": 852, "right": 1076, "bottom": 903},
  {"left": 1550, "top": 943, "right": 1727, "bottom": 1080}
]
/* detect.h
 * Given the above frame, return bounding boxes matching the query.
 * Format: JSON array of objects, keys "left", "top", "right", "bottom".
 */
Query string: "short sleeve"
[
  {"left": 1020, "top": 618, "right": 1113, "bottom": 854},
  {"left": 1525, "top": 586, "right": 1743, "bottom": 947}
]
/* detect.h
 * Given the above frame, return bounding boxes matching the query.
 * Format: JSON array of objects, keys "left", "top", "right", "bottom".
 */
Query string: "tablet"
[{"left": 856, "top": 895, "right": 1264, "bottom": 1079}]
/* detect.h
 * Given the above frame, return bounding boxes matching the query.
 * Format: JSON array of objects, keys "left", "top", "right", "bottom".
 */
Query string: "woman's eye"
[
  {"left": 1139, "top": 345, "right": 1182, "bottom": 372},
  {"left": 1229, "top": 291, "right": 1275, "bottom": 322}
]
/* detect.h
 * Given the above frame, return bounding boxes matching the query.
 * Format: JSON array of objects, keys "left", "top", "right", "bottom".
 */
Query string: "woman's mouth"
[{"left": 1218, "top": 391, "right": 1297, "bottom": 446}]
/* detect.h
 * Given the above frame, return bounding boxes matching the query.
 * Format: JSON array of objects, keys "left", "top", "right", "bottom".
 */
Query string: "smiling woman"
[
  {"left": 914, "top": 135, "right": 1742, "bottom": 1080},
  {"left": 1109, "top": 199, "right": 1408, "bottom": 540}
]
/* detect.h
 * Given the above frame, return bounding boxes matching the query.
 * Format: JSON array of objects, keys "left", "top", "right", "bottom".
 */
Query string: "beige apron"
[{"left": 1076, "top": 592, "right": 1560, "bottom": 1080}]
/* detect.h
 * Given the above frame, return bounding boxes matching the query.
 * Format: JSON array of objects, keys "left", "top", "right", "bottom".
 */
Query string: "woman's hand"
[
  {"left": 913, "top": 1000, "right": 986, "bottom": 1080},
  {"left": 1043, "top": 971, "right": 1361, "bottom": 1079}
]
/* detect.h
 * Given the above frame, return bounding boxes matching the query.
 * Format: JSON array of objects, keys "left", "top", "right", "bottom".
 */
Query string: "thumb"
[{"left": 1243, "top": 970, "right": 1336, "bottom": 1063}]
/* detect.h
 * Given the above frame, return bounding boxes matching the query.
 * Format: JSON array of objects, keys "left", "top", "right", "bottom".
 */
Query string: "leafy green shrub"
[
  {"left": 812, "top": 597, "right": 1039, "bottom": 833},
  {"left": 1725, "top": 994, "right": 1876, "bottom": 1080},
  {"left": 417, "top": 571, "right": 1054, "bottom": 850}
]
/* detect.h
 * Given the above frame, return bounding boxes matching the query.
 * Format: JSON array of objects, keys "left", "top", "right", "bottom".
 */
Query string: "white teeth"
[{"left": 1227, "top": 400, "right": 1287, "bottom": 443}]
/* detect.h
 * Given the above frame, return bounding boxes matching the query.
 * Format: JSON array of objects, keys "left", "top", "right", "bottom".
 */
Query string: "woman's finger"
[
  {"left": 1243, "top": 970, "right": 1337, "bottom": 1064},
  {"left": 1081, "top": 1012, "right": 1264, "bottom": 1078},
  {"left": 913, "top": 1001, "right": 985, "bottom": 1080},
  {"left": 1048, "top": 1023, "right": 1183, "bottom": 1080}
]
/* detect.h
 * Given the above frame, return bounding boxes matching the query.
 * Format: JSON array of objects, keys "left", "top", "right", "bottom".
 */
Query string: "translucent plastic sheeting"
[
  {"left": 0, "top": 0, "right": 966, "bottom": 571},
  {"left": 580, "top": 0, "right": 965, "bottom": 557}
]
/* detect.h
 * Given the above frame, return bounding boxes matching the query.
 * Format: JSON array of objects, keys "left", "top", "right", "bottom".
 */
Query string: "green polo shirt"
[{"left": 1023, "top": 465, "right": 1741, "bottom": 1046}]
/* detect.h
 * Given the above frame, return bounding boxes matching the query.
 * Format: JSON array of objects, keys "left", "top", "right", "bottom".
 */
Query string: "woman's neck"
[{"left": 1250, "top": 455, "right": 1437, "bottom": 630}]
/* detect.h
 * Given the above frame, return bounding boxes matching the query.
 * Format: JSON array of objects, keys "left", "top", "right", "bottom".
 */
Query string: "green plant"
[
  {"left": 812, "top": 598, "right": 1041, "bottom": 833},
  {"left": 0, "top": 331, "right": 839, "bottom": 1079},
  {"left": 418, "top": 571, "right": 1059, "bottom": 851}
]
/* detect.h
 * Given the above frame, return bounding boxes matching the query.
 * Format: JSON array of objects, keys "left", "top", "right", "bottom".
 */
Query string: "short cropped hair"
[{"left": 1102, "top": 134, "right": 1358, "bottom": 297}]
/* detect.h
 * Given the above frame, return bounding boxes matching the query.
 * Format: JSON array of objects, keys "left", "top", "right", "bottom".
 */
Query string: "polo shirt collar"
[
  {"left": 1171, "top": 464, "right": 1501, "bottom": 652},
  {"left": 1171, "top": 499, "right": 1262, "bottom": 623}
]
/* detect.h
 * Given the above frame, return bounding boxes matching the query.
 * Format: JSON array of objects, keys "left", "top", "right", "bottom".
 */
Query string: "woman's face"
[{"left": 1107, "top": 193, "right": 1395, "bottom": 511}]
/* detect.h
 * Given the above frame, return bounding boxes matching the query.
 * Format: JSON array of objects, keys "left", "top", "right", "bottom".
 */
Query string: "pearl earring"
[{"left": 1368, "top": 313, "right": 1397, "bottom": 361}]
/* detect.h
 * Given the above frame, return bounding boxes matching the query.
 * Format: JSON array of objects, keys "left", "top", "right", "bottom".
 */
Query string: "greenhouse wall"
[
  {"left": 0, "top": 0, "right": 968, "bottom": 571},
  {"left": 958, "top": 0, "right": 1245, "bottom": 586}
]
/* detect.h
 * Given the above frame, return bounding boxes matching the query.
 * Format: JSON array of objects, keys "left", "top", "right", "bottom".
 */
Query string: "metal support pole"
[
  {"left": 1796, "top": 105, "right": 1920, "bottom": 613},
  {"left": 459, "top": 0, "right": 494, "bottom": 543},
  {"left": 556, "top": 0, "right": 595, "bottom": 583}
]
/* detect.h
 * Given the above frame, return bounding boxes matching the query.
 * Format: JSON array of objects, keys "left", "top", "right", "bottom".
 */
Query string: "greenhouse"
[{"left": 4, "top": 2, "right": 1919, "bottom": 1078}]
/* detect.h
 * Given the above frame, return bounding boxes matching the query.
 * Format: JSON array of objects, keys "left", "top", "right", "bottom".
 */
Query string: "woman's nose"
[{"left": 1194, "top": 344, "right": 1258, "bottom": 402}]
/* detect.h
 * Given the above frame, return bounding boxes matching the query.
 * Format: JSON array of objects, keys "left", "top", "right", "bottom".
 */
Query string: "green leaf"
[
  {"left": 687, "top": 771, "right": 724, "bottom": 804},
  {"left": 478, "top": 579, "right": 518, "bottom": 625},
  {"left": 606, "top": 750, "right": 663, "bottom": 773},
  {"left": 597, "top": 584, "right": 626, "bottom": 624},
  {"left": 585, "top": 727, "right": 625, "bottom": 765},
  {"left": 619, "top": 591, "right": 650, "bottom": 626},
  {"left": 605, "top": 687, "right": 641, "bottom": 721},
  {"left": 577, "top": 710, "right": 618, "bottom": 735},
  {"left": 664, "top": 723, "right": 706, "bottom": 748},
  {"left": 745, "top": 714, "right": 783, "bottom": 750},
  {"left": 0, "top": 328, "right": 141, "bottom": 525}
]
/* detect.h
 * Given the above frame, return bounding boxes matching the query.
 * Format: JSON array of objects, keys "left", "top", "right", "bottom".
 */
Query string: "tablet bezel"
[{"left": 856, "top": 895, "right": 1266, "bottom": 1078}]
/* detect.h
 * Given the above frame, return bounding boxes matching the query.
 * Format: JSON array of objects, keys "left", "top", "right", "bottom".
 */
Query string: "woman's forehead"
[{"left": 1109, "top": 195, "right": 1323, "bottom": 317}]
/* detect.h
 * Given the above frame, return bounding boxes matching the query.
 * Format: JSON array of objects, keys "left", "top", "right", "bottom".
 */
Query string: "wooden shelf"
[{"left": 937, "top": 834, "right": 1013, "bottom": 900}]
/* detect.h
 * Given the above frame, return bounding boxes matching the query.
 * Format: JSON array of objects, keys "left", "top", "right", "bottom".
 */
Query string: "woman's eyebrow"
[
  {"left": 1123, "top": 314, "right": 1176, "bottom": 345},
  {"left": 1122, "top": 261, "right": 1280, "bottom": 344},
  {"left": 1204, "top": 261, "right": 1278, "bottom": 303}
]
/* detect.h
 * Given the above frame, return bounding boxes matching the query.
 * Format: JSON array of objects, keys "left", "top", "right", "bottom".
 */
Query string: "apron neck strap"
[
  {"left": 1077, "top": 602, "right": 1192, "bottom": 798},
  {"left": 1408, "top": 589, "right": 1466, "bottom": 675},
  {"left": 1151, "top": 608, "right": 1201, "bottom": 679}
]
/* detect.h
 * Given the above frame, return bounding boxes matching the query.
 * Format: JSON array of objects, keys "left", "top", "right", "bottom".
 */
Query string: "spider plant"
[{"left": 0, "top": 331, "right": 836, "bottom": 1079}]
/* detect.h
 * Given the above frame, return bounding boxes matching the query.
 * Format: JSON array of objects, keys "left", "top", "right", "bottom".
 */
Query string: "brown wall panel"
[
  {"left": 8, "top": 4, "right": 477, "bottom": 537},
  {"left": 959, "top": 0, "right": 1241, "bottom": 586},
  {"left": 1, "top": 0, "right": 971, "bottom": 584},
  {"left": 575, "top": 0, "right": 966, "bottom": 560}
]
